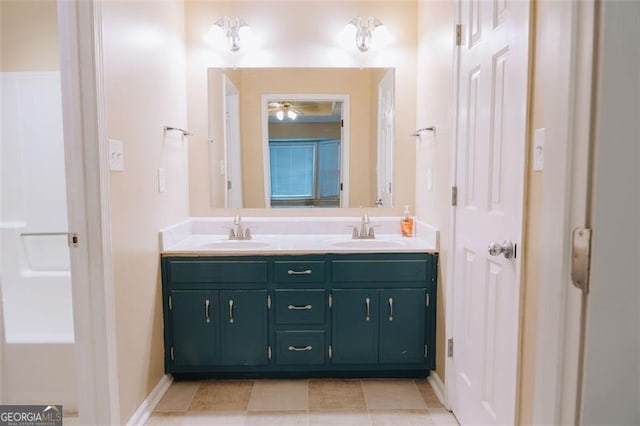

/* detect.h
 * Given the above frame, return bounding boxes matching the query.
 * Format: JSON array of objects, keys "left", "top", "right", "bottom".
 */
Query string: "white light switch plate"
[
  {"left": 158, "top": 167, "right": 166, "bottom": 193},
  {"left": 533, "top": 128, "right": 545, "bottom": 171},
  {"left": 426, "top": 167, "right": 433, "bottom": 192},
  {"left": 109, "top": 139, "right": 124, "bottom": 171}
]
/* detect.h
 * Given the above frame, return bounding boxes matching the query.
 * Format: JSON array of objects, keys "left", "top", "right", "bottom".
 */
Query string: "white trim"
[
  {"left": 260, "top": 94, "right": 350, "bottom": 208},
  {"left": 58, "top": 1, "right": 120, "bottom": 424},
  {"left": 531, "top": 1, "right": 596, "bottom": 424},
  {"left": 126, "top": 374, "right": 174, "bottom": 426},
  {"left": 428, "top": 371, "right": 446, "bottom": 407},
  {"left": 444, "top": 0, "right": 463, "bottom": 413}
]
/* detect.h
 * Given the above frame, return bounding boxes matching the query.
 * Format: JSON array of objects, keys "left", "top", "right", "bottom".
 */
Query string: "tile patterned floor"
[{"left": 147, "top": 378, "right": 458, "bottom": 425}]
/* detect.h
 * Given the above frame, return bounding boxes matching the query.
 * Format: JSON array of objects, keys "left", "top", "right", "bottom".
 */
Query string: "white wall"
[
  {"left": 100, "top": 1, "right": 190, "bottom": 422},
  {"left": 415, "top": 0, "right": 454, "bottom": 382}
]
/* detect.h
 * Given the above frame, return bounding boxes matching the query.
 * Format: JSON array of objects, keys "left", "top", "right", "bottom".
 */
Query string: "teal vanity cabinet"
[
  {"left": 162, "top": 258, "right": 270, "bottom": 373},
  {"left": 330, "top": 254, "right": 433, "bottom": 368},
  {"left": 162, "top": 252, "right": 437, "bottom": 377}
]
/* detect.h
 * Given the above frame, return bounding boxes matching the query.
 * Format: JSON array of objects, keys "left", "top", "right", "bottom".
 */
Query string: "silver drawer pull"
[
  {"left": 205, "top": 298, "right": 211, "bottom": 324},
  {"left": 228, "top": 299, "right": 234, "bottom": 324},
  {"left": 287, "top": 269, "right": 312, "bottom": 275},
  {"left": 365, "top": 297, "right": 371, "bottom": 321},
  {"left": 388, "top": 297, "right": 394, "bottom": 321},
  {"left": 288, "top": 304, "right": 313, "bottom": 310},
  {"left": 288, "top": 345, "right": 313, "bottom": 352}
]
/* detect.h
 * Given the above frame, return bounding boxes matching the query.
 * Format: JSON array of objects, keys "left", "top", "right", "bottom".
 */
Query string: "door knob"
[{"left": 488, "top": 240, "right": 515, "bottom": 259}]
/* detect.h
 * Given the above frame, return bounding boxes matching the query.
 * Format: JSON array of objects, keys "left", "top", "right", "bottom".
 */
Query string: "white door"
[
  {"left": 223, "top": 76, "right": 243, "bottom": 208},
  {"left": 377, "top": 69, "right": 394, "bottom": 207},
  {"left": 451, "top": 0, "right": 530, "bottom": 424}
]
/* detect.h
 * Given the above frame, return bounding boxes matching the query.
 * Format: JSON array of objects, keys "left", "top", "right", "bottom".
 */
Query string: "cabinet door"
[
  {"left": 379, "top": 289, "right": 426, "bottom": 364},
  {"left": 331, "top": 289, "right": 378, "bottom": 364},
  {"left": 171, "top": 290, "right": 219, "bottom": 368},
  {"left": 220, "top": 290, "right": 269, "bottom": 366}
]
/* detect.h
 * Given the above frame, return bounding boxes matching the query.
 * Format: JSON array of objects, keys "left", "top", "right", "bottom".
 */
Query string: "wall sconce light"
[
  {"left": 204, "top": 16, "right": 250, "bottom": 52},
  {"left": 347, "top": 16, "right": 385, "bottom": 52}
]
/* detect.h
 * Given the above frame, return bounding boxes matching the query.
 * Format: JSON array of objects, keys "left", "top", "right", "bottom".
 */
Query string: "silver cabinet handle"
[
  {"left": 287, "top": 269, "right": 312, "bottom": 275},
  {"left": 388, "top": 297, "right": 394, "bottom": 321},
  {"left": 288, "top": 304, "right": 312, "bottom": 310},
  {"left": 228, "top": 299, "right": 234, "bottom": 324},
  {"left": 205, "top": 298, "right": 211, "bottom": 324},
  {"left": 365, "top": 297, "right": 371, "bottom": 321},
  {"left": 288, "top": 345, "right": 313, "bottom": 351}
]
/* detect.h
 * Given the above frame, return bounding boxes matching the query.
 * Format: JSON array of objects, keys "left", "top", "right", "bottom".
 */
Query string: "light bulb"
[
  {"left": 276, "top": 110, "right": 284, "bottom": 121},
  {"left": 287, "top": 110, "right": 297, "bottom": 120}
]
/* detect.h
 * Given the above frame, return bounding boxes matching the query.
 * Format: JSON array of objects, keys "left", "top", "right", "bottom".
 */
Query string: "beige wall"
[
  {"left": 236, "top": 68, "right": 375, "bottom": 208},
  {"left": 101, "top": 1, "right": 190, "bottom": 422},
  {"left": 0, "top": 0, "right": 59, "bottom": 71},
  {"left": 415, "top": 0, "right": 454, "bottom": 381},
  {"left": 186, "top": 0, "right": 418, "bottom": 216}
]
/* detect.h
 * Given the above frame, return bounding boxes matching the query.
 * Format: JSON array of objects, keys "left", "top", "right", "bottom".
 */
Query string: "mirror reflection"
[{"left": 207, "top": 68, "right": 395, "bottom": 209}]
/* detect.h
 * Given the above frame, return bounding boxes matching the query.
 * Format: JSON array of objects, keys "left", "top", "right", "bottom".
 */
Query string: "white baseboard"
[
  {"left": 428, "top": 371, "right": 447, "bottom": 408},
  {"left": 127, "top": 374, "right": 173, "bottom": 426}
]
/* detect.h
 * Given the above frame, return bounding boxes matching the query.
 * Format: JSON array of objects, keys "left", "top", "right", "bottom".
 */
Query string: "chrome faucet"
[
  {"left": 352, "top": 213, "right": 375, "bottom": 239},
  {"left": 228, "top": 215, "right": 252, "bottom": 240}
]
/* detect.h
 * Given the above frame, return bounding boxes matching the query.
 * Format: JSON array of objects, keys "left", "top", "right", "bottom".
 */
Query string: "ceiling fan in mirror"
[{"left": 268, "top": 101, "right": 301, "bottom": 121}]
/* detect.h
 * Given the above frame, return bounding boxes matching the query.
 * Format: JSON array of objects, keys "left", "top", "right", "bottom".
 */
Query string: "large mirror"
[{"left": 207, "top": 67, "right": 395, "bottom": 209}]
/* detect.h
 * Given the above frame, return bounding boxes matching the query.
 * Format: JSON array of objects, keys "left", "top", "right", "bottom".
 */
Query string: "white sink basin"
[
  {"left": 198, "top": 240, "right": 273, "bottom": 250},
  {"left": 331, "top": 239, "right": 404, "bottom": 249}
]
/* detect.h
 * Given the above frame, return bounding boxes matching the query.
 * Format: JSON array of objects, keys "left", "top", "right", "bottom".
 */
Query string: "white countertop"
[{"left": 160, "top": 217, "right": 438, "bottom": 256}]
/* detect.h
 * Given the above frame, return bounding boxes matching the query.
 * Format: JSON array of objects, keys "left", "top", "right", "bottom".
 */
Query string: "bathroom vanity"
[{"left": 160, "top": 217, "right": 438, "bottom": 379}]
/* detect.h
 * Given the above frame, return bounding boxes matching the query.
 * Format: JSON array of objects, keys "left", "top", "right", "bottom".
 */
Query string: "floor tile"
[
  {"left": 308, "top": 379, "right": 367, "bottom": 411},
  {"left": 309, "top": 410, "right": 371, "bottom": 426},
  {"left": 246, "top": 410, "right": 308, "bottom": 425},
  {"left": 370, "top": 409, "right": 434, "bottom": 426},
  {"left": 414, "top": 379, "right": 443, "bottom": 409},
  {"left": 155, "top": 381, "right": 200, "bottom": 413},
  {"left": 248, "top": 380, "right": 308, "bottom": 411},
  {"left": 427, "top": 408, "right": 459, "bottom": 425},
  {"left": 188, "top": 380, "right": 253, "bottom": 412},
  {"left": 180, "top": 412, "right": 246, "bottom": 425},
  {"left": 144, "top": 413, "right": 184, "bottom": 426},
  {"left": 361, "top": 380, "right": 427, "bottom": 410}
]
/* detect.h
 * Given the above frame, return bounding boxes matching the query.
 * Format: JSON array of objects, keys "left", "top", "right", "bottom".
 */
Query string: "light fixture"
[
  {"left": 210, "top": 16, "right": 249, "bottom": 52},
  {"left": 276, "top": 110, "right": 284, "bottom": 121},
  {"left": 287, "top": 110, "right": 297, "bottom": 120},
  {"left": 348, "top": 16, "right": 384, "bottom": 52},
  {"left": 270, "top": 101, "right": 300, "bottom": 121}
]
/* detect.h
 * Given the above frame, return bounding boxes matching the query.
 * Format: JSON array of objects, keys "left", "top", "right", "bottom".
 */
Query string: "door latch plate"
[{"left": 571, "top": 227, "right": 592, "bottom": 293}]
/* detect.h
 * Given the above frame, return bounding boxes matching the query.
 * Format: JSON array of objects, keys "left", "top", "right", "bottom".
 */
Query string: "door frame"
[
  {"left": 222, "top": 75, "right": 243, "bottom": 208},
  {"left": 261, "top": 93, "right": 350, "bottom": 208},
  {"left": 58, "top": 1, "right": 120, "bottom": 423}
]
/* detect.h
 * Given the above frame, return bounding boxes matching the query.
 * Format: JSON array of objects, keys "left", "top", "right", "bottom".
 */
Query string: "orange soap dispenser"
[{"left": 400, "top": 205, "right": 414, "bottom": 237}]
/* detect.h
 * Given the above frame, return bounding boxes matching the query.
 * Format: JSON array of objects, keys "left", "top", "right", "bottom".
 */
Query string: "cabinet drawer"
[
  {"left": 275, "top": 289, "right": 326, "bottom": 325},
  {"left": 276, "top": 331, "right": 325, "bottom": 365},
  {"left": 331, "top": 260, "right": 427, "bottom": 283},
  {"left": 273, "top": 261, "right": 325, "bottom": 283},
  {"left": 168, "top": 260, "right": 268, "bottom": 283}
]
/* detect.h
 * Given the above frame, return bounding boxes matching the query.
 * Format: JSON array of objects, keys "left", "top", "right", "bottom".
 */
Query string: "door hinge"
[
  {"left": 424, "top": 345, "right": 428, "bottom": 359},
  {"left": 455, "top": 24, "right": 462, "bottom": 46},
  {"left": 227, "top": 180, "right": 232, "bottom": 190},
  {"left": 328, "top": 345, "right": 333, "bottom": 360},
  {"left": 328, "top": 293, "right": 333, "bottom": 308},
  {"left": 340, "top": 183, "right": 343, "bottom": 191},
  {"left": 168, "top": 295, "right": 172, "bottom": 310},
  {"left": 425, "top": 293, "right": 430, "bottom": 307},
  {"left": 389, "top": 182, "right": 392, "bottom": 193},
  {"left": 341, "top": 119, "right": 344, "bottom": 128},
  {"left": 170, "top": 346, "right": 175, "bottom": 361},
  {"left": 68, "top": 232, "right": 79, "bottom": 248},
  {"left": 267, "top": 294, "right": 271, "bottom": 309},
  {"left": 447, "top": 338, "right": 454, "bottom": 358},
  {"left": 451, "top": 186, "right": 458, "bottom": 206},
  {"left": 268, "top": 346, "right": 272, "bottom": 360},
  {"left": 571, "top": 227, "right": 592, "bottom": 294}
]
